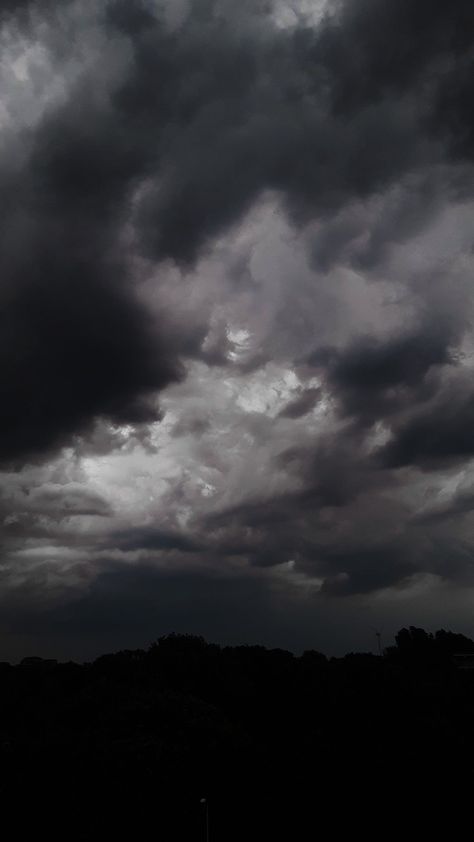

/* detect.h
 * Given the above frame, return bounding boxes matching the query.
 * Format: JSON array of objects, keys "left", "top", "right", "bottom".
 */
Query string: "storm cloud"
[{"left": 1, "top": 0, "right": 474, "bottom": 657}]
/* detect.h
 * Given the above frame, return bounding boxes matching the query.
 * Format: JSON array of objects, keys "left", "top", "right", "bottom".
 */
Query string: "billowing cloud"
[
  {"left": 2, "top": 0, "right": 474, "bottom": 462},
  {"left": 1, "top": 0, "right": 474, "bottom": 657}
]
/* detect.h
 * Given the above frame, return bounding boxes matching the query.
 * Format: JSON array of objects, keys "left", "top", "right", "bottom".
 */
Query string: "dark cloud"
[
  {"left": 0, "top": 0, "right": 49, "bottom": 19},
  {"left": 0, "top": 257, "right": 181, "bottom": 465},
  {"left": 317, "top": 543, "right": 416, "bottom": 596},
  {"left": 316, "top": 0, "right": 474, "bottom": 108},
  {"left": 0, "top": 558, "right": 428, "bottom": 661},
  {"left": 278, "top": 387, "right": 321, "bottom": 419},
  {"left": 2, "top": 551, "right": 474, "bottom": 662},
  {"left": 310, "top": 171, "right": 448, "bottom": 272},
  {"left": 171, "top": 411, "right": 211, "bottom": 438},
  {"left": 195, "top": 370, "right": 474, "bottom": 593},
  {"left": 123, "top": 0, "right": 473, "bottom": 259},
  {"left": 413, "top": 488, "right": 474, "bottom": 524},
  {"left": 381, "top": 383, "right": 474, "bottom": 469},
  {"left": 2, "top": 0, "right": 473, "bottom": 467},
  {"left": 1, "top": 0, "right": 474, "bottom": 659},
  {"left": 200, "top": 464, "right": 474, "bottom": 596},
  {"left": 0, "top": 46, "right": 182, "bottom": 465},
  {"left": 203, "top": 436, "right": 394, "bottom": 574},
  {"left": 113, "top": 527, "right": 201, "bottom": 554},
  {"left": 29, "top": 486, "right": 112, "bottom": 518},
  {"left": 0, "top": 563, "right": 296, "bottom": 660},
  {"left": 311, "top": 324, "right": 457, "bottom": 426}
]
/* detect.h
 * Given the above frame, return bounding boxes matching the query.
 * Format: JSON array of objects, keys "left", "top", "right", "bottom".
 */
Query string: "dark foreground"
[{"left": 1, "top": 627, "right": 473, "bottom": 839}]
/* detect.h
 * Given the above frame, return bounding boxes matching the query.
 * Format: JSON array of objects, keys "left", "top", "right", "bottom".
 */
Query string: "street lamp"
[{"left": 200, "top": 798, "right": 209, "bottom": 842}]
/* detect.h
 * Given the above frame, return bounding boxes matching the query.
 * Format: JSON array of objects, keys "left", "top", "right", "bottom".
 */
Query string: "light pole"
[{"left": 200, "top": 798, "right": 209, "bottom": 842}]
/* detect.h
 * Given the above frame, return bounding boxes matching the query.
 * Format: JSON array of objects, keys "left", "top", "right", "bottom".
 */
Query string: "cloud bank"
[{"left": 1, "top": 0, "right": 474, "bottom": 657}]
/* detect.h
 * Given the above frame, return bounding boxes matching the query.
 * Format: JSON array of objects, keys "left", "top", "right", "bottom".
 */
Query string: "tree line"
[{"left": 1, "top": 627, "right": 472, "bottom": 839}]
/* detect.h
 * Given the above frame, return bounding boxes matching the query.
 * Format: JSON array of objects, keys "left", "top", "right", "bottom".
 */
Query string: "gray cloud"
[
  {"left": 381, "top": 380, "right": 474, "bottom": 469},
  {"left": 1, "top": 0, "right": 473, "bottom": 465},
  {"left": 112, "top": 526, "right": 202, "bottom": 554},
  {"left": 278, "top": 387, "right": 322, "bottom": 419},
  {"left": 309, "top": 323, "right": 457, "bottom": 429},
  {"left": 2, "top": 0, "right": 474, "bottom": 654}
]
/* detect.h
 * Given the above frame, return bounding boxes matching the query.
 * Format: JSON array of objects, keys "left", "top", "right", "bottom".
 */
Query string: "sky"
[{"left": 1, "top": 0, "right": 474, "bottom": 661}]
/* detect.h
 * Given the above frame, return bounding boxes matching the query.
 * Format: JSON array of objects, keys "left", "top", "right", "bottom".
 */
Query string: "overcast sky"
[{"left": 1, "top": 0, "right": 474, "bottom": 661}]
